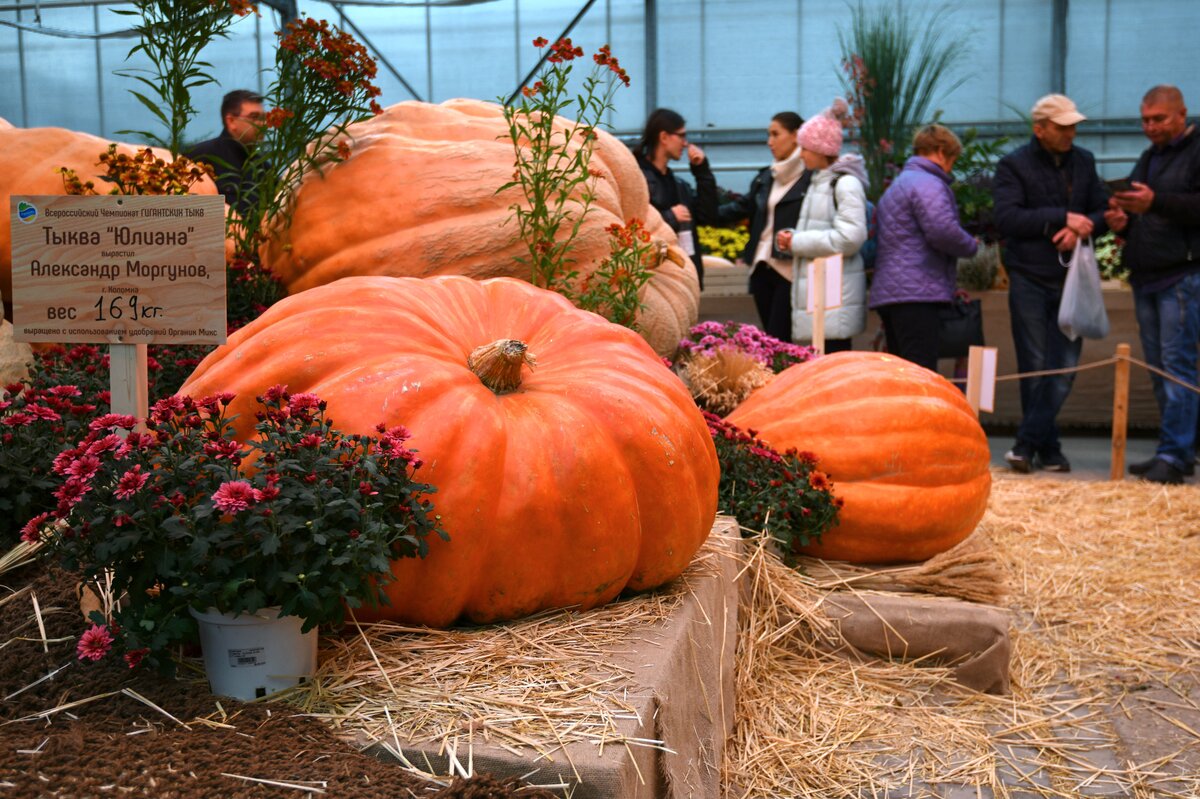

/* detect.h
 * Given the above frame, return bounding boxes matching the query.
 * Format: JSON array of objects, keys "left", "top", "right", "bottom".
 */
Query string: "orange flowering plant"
[
  {"left": 500, "top": 37, "right": 631, "bottom": 296},
  {"left": 231, "top": 16, "right": 384, "bottom": 262},
  {"left": 575, "top": 219, "right": 658, "bottom": 328}
]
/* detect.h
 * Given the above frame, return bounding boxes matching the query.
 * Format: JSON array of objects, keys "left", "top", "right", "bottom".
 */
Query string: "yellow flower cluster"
[{"left": 697, "top": 225, "right": 750, "bottom": 261}]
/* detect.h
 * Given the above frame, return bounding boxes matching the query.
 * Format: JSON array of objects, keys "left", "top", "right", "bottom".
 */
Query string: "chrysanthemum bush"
[
  {"left": 697, "top": 223, "right": 750, "bottom": 262},
  {"left": 29, "top": 386, "right": 444, "bottom": 672},
  {"left": 0, "top": 347, "right": 111, "bottom": 548},
  {"left": 678, "top": 321, "right": 817, "bottom": 374},
  {"left": 705, "top": 413, "right": 842, "bottom": 552}
]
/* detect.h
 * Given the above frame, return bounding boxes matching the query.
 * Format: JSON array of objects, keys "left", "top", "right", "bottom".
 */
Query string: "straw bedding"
[
  {"left": 724, "top": 472, "right": 1200, "bottom": 797},
  {"left": 5, "top": 472, "right": 1200, "bottom": 797}
]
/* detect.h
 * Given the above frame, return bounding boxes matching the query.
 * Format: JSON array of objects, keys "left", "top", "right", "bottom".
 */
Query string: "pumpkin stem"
[{"left": 468, "top": 339, "right": 537, "bottom": 394}]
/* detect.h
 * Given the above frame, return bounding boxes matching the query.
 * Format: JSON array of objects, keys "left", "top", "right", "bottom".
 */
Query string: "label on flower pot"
[
  {"left": 9, "top": 195, "right": 226, "bottom": 345},
  {"left": 229, "top": 647, "right": 267, "bottom": 668}
]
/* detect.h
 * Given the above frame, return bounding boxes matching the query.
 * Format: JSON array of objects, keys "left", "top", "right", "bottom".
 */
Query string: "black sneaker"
[
  {"left": 1141, "top": 458, "right": 1187, "bottom": 485},
  {"left": 1039, "top": 450, "right": 1071, "bottom": 472},
  {"left": 1131, "top": 456, "right": 1195, "bottom": 477},
  {"left": 1004, "top": 443, "right": 1035, "bottom": 474}
]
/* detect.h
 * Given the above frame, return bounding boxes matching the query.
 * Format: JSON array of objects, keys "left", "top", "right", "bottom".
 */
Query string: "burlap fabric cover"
[
  {"left": 367, "top": 518, "right": 742, "bottom": 799},
  {"left": 821, "top": 592, "right": 1012, "bottom": 694}
]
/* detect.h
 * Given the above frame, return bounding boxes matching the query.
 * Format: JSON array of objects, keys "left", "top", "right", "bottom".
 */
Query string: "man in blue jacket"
[
  {"left": 1106, "top": 85, "right": 1200, "bottom": 485},
  {"left": 993, "top": 94, "right": 1108, "bottom": 473}
]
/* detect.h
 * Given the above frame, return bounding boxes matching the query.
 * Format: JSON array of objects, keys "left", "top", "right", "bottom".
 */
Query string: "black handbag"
[{"left": 937, "top": 294, "right": 984, "bottom": 359}]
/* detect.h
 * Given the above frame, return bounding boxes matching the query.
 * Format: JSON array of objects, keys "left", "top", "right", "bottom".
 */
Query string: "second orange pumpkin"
[{"left": 726, "top": 352, "right": 992, "bottom": 563}]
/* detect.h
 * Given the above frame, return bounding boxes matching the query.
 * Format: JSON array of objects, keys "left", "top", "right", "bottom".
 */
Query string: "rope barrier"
[
  {"left": 947, "top": 353, "right": 1200, "bottom": 395},
  {"left": 940, "top": 342, "right": 1200, "bottom": 482}
]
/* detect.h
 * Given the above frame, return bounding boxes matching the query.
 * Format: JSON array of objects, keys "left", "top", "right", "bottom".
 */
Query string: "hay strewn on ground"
[
  {"left": 7, "top": 473, "right": 1198, "bottom": 797},
  {"left": 724, "top": 472, "right": 1200, "bottom": 798}
]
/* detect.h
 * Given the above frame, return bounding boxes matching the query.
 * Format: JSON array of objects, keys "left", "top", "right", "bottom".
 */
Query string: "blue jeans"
[
  {"left": 1133, "top": 272, "right": 1200, "bottom": 467},
  {"left": 1008, "top": 271, "right": 1083, "bottom": 455}
]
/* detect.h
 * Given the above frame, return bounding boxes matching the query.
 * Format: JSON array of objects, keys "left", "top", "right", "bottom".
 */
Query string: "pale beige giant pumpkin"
[
  {"left": 0, "top": 120, "right": 220, "bottom": 317},
  {"left": 259, "top": 99, "right": 699, "bottom": 355}
]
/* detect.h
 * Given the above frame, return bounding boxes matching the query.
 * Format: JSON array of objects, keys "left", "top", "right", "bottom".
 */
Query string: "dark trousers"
[
  {"left": 1008, "top": 270, "right": 1082, "bottom": 456},
  {"left": 749, "top": 262, "right": 791, "bottom": 342},
  {"left": 824, "top": 337, "right": 853, "bottom": 353},
  {"left": 878, "top": 302, "right": 943, "bottom": 372}
]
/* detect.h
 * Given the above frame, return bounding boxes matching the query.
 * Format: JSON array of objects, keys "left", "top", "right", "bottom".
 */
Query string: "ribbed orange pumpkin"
[
  {"left": 180, "top": 275, "right": 719, "bottom": 627},
  {"left": 726, "top": 352, "right": 991, "bottom": 563},
  {"left": 258, "top": 98, "right": 698, "bottom": 356},
  {"left": 0, "top": 120, "right": 219, "bottom": 318}
]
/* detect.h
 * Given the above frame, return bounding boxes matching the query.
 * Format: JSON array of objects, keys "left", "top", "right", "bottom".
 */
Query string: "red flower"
[
  {"left": 20, "top": 512, "right": 54, "bottom": 544},
  {"left": 76, "top": 624, "right": 113, "bottom": 662},
  {"left": 114, "top": 465, "right": 150, "bottom": 499},
  {"left": 532, "top": 36, "right": 548, "bottom": 47},
  {"left": 124, "top": 648, "right": 149, "bottom": 669},
  {"left": 265, "top": 107, "right": 294, "bottom": 129},
  {"left": 212, "top": 480, "right": 262, "bottom": 514}
]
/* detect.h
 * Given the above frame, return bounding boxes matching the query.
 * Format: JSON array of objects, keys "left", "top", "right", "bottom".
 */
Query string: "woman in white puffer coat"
[{"left": 776, "top": 99, "right": 869, "bottom": 352}]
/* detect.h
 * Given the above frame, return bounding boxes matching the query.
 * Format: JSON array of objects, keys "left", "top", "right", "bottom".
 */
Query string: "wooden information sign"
[{"left": 10, "top": 195, "right": 226, "bottom": 345}]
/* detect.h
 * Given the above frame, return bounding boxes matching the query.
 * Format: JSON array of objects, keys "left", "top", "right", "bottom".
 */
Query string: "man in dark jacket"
[
  {"left": 993, "top": 94, "right": 1108, "bottom": 473},
  {"left": 187, "top": 89, "right": 266, "bottom": 216},
  {"left": 633, "top": 109, "right": 719, "bottom": 289},
  {"left": 1106, "top": 85, "right": 1200, "bottom": 484}
]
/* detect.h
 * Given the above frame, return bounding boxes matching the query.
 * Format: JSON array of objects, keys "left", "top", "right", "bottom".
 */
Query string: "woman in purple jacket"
[{"left": 869, "top": 125, "right": 978, "bottom": 371}]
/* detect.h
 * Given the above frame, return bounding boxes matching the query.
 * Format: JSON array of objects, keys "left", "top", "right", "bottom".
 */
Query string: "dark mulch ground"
[{"left": 0, "top": 560, "right": 556, "bottom": 799}]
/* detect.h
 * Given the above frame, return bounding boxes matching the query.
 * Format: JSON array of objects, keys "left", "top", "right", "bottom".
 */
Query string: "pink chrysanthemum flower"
[
  {"left": 76, "top": 624, "right": 114, "bottom": 661},
  {"left": 114, "top": 465, "right": 150, "bottom": 499},
  {"left": 212, "top": 480, "right": 261, "bottom": 513}
]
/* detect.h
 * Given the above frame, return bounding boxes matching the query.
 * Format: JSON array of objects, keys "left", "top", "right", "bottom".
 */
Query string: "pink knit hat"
[{"left": 798, "top": 98, "right": 849, "bottom": 157}]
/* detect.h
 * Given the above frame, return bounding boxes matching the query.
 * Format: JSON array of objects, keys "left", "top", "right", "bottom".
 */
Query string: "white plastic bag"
[{"left": 1057, "top": 238, "right": 1109, "bottom": 340}]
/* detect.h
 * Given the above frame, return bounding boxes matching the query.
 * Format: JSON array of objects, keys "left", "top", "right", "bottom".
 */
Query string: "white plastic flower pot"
[{"left": 189, "top": 607, "right": 318, "bottom": 700}]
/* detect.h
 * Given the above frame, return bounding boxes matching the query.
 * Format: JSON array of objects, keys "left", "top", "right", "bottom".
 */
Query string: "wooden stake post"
[
  {"left": 811, "top": 259, "right": 826, "bottom": 355},
  {"left": 108, "top": 344, "right": 149, "bottom": 427},
  {"left": 1111, "top": 342, "right": 1131, "bottom": 480}
]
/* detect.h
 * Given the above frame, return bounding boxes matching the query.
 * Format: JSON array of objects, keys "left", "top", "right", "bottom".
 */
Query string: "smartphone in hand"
[{"left": 1106, "top": 177, "right": 1134, "bottom": 194}]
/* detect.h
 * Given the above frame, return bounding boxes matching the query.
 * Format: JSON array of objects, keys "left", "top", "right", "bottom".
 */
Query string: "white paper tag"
[
  {"left": 805, "top": 254, "right": 843, "bottom": 312},
  {"left": 677, "top": 227, "right": 695, "bottom": 256},
  {"left": 966, "top": 345, "right": 998, "bottom": 413}
]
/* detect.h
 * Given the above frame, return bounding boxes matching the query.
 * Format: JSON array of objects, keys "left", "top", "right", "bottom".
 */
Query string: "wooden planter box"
[{"left": 698, "top": 267, "right": 1159, "bottom": 431}]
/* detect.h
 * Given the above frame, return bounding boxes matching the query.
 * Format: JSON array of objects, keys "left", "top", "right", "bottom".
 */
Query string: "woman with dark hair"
[
  {"left": 717, "top": 111, "right": 808, "bottom": 341},
  {"left": 634, "top": 108, "right": 718, "bottom": 289}
]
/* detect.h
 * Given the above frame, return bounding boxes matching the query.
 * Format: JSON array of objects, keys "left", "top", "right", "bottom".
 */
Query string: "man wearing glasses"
[
  {"left": 633, "top": 108, "right": 718, "bottom": 289},
  {"left": 187, "top": 89, "right": 267, "bottom": 215}
]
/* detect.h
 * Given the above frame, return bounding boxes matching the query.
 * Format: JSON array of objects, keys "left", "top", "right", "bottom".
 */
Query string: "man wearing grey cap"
[{"left": 992, "top": 94, "right": 1108, "bottom": 473}]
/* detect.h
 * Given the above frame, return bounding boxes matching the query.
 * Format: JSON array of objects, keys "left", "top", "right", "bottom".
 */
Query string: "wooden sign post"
[
  {"left": 10, "top": 195, "right": 226, "bottom": 424},
  {"left": 811, "top": 259, "right": 826, "bottom": 355},
  {"left": 806, "top": 255, "right": 843, "bottom": 356},
  {"left": 1110, "top": 342, "right": 1131, "bottom": 480}
]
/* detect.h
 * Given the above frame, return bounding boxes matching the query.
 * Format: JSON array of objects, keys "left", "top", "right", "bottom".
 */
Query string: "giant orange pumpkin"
[
  {"left": 258, "top": 99, "right": 698, "bottom": 356},
  {"left": 181, "top": 275, "right": 719, "bottom": 627},
  {"left": 726, "top": 352, "right": 991, "bottom": 563},
  {"left": 0, "top": 120, "right": 220, "bottom": 319}
]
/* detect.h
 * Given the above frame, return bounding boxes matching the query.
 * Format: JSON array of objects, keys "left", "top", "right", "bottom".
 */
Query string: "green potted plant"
[{"left": 27, "top": 386, "right": 444, "bottom": 696}]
